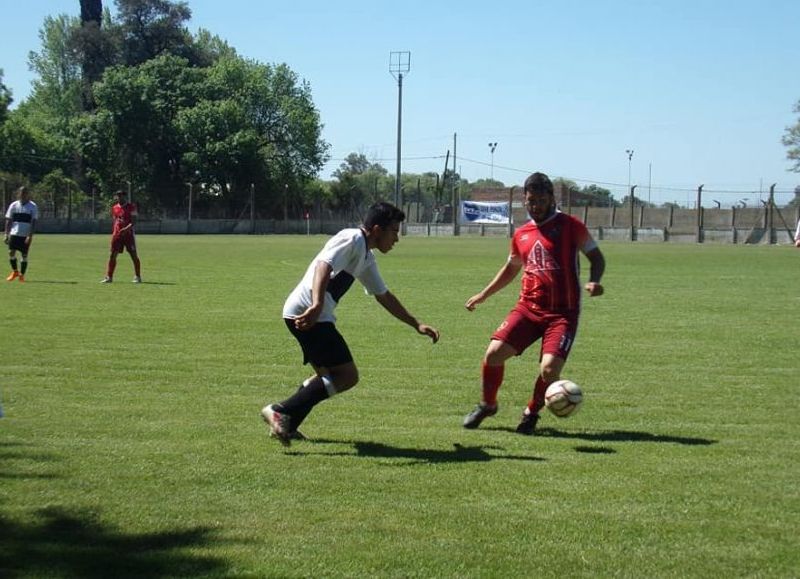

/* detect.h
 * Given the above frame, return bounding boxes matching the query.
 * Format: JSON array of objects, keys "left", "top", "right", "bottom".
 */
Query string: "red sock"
[
  {"left": 481, "top": 361, "right": 504, "bottom": 406},
  {"left": 107, "top": 258, "right": 117, "bottom": 278},
  {"left": 527, "top": 376, "right": 548, "bottom": 415}
]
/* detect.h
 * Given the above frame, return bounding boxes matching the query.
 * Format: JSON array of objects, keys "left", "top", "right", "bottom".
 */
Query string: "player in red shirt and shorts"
[
  {"left": 463, "top": 172, "right": 606, "bottom": 435},
  {"left": 101, "top": 190, "right": 142, "bottom": 283}
]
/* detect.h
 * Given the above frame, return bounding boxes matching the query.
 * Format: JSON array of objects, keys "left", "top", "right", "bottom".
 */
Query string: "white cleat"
[{"left": 261, "top": 404, "right": 292, "bottom": 447}]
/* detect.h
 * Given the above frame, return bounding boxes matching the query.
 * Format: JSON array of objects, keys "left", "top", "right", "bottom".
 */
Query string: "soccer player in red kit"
[
  {"left": 101, "top": 190, "right": 142, "bottom": 283},
  {"left": 462, "top": 172, "right": 605, "bottom": 435}
]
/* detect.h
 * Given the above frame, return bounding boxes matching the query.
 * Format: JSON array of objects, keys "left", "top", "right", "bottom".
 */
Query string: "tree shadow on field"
[
  {"left": 0, "top": 507, "right": 230, "bottom": 578},
  {"left": 288, "top": 439, "right": 545, "bottom": 465}
]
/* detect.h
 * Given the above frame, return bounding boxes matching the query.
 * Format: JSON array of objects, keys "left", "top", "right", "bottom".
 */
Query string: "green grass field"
[{"left": 1, "top": 234, "right": 798, "bottom": 578}]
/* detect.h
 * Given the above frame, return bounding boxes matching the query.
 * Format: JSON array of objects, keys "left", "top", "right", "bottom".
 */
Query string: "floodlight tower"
[
  {"left": 390, "top": 51, "right": 411, "bottom": 207},
  {"left": 488, "top": 142, "right": 498, "bottom": 180},
  {"left": 625, "top": 149, "right": 634, "bottom": 201}
]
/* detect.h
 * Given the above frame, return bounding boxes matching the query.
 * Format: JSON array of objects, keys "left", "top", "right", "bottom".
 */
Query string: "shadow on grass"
[
  {"left": 0, "top": 507, "right": 229, "bottom": 578},
  {"left": 574, "top": 446, "right": 616, "bottom": 454},
  {"left": 520, "top": 427, "right": 717, "bottom": 446},
  {"left": 17, "top": 280, "right": 78, "bottom": 284},
  {"left": 288, "top": 439, "right": 545, "bottom": 465},
  {"left": 0, "top": 441, "right": 62, "bottom": 480}
]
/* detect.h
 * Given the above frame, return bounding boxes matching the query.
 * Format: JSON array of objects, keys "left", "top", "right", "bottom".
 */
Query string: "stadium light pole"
[
  {"left": 390, "top": 51, "right": 411, "bottom": 207},
  {"left": 488, "top": 142, "right": 498, "bottom": 180},
  {"left": 625, "top": 149, "right": 634, "bottom": 199}
]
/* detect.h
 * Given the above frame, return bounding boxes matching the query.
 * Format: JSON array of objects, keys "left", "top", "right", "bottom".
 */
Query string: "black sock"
[
  {"left": 20, "top": 260, "right": 27, "bottom": 275},
  {"left": 278, "top": 378, "right": 330, "bottom": 416},
  {"left": 10, "top": 258, "right": 17, "bottom": 271}
]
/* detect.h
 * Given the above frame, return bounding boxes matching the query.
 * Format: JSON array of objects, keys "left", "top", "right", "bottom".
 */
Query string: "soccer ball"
[{"left": 544, "top": 380, "right": 583, "bottom": 418}]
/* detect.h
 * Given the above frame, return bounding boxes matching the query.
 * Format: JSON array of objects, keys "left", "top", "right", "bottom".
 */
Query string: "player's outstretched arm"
[
  {"left": 374, "top": 291, "right": 440, "bottom": 343},
  {"left": 465, "top": 259, "right": 522, "bottom": 311}
]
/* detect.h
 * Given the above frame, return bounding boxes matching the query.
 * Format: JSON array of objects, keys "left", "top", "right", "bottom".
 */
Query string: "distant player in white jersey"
[
  {"left": 4, "top": 186, "right": 38, "bottom": 282},
  {"left": 261, "top": 201, "right": 440, "bottom": 446}
]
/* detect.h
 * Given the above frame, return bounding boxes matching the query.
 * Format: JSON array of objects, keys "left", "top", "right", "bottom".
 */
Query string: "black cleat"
[
  {"left": 463, "top": 403, "right": 498, "bottom": 429},
  {"left": 515, "top": 410, "right": 540, "bottom": 435}
]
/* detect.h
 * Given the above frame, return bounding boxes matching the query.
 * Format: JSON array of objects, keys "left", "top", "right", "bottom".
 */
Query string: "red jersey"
[
  {"left": 111, "top": 202, "right": 137, "bottom": 237},
  {"left": 510, "top": 211, "right": 596, "bottom": 313}
]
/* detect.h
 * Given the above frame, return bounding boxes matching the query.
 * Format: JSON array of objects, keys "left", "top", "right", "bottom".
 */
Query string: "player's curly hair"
[
  {"left": 523, "top": 172, "right": 553, "bottom": 196},
  {"left": 364, "top": 202, "right": 405, "bottom": 229}
]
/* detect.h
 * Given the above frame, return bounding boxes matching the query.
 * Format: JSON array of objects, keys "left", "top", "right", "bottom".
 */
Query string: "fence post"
[
  {"left": 767, "top": 184, "right": 776, "bottom": 244},
  {"left": 696, "top": 185, "right": 704, "bottom": 243},
  {"left": 629, "top": 185, "right": 637, "bottom": 241},
  {"left": 250, "top": 183, "right": 255, "bottom": 235}
]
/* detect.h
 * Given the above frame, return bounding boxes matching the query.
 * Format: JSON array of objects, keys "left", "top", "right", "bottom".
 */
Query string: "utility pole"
[{"left": 389, "top": 51, "right": 410, "bottom": 207}]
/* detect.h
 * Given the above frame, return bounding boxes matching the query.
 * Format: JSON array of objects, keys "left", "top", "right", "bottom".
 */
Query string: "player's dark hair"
[
  {"left": 116, "top": 190, "right": 127, "bottom": 197},
  {"left": 363, "top": 202, "right": 405, "bottom": 229},
  {"left": 523, "top": 172, "right": 554, "bottom": 196}
]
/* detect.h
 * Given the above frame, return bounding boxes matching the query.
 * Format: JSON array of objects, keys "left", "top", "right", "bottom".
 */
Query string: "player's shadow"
[
  {"left": 533, "top": 427, "right": 717, "bottom": 446},
  {"left": 0, "top": 441, "right": 62, "bottom": 480},
  {"left": 0, "top": 506, "right": 230, "bottom": 578},
  {"left": 288, "top": 439, "right": 544, "bottom": 465},
  {"left": 17, "top": 280, "right": 78, "bottom": 284}
]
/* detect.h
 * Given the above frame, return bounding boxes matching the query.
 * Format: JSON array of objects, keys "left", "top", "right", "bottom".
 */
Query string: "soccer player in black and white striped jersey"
[
  {"left": 261, "top": 202, "right": 440, "bottom": 446},
  {"left": 4, "top": 186, "right": 38, "bottom": 282}
]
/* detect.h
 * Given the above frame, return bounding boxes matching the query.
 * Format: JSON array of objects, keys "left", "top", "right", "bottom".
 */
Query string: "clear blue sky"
[{"left": 2, "top": 0, "right": 799, "bottom": 206}]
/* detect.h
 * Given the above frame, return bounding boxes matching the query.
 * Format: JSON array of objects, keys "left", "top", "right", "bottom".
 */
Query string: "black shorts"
[
  {"left": 284, "top": 319, "right": 354, "bottom": 368},
  {"left": 8, "top": 235, "right": 29, "bottom": 253}
]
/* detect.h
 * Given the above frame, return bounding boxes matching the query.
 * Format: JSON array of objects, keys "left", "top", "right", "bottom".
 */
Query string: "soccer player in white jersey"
[
  {"left": 4, "top": 186, "right": 38, "bottom": 282},
  {"left": 261, "top": 201, "right": 440, "bottom": 446}
]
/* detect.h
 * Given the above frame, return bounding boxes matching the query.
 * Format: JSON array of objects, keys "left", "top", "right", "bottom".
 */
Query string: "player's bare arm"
[
  {"left": 465, "top": 257, "right": 523, "bottom": 311},
  {"left": 374, "top": 290, "right": 440, "bottom": 343},
  {"left": 294, "top": 260, "right": 332, "bottom": 330},
  {"left": 583, "top": 247, "right": 605, "bottom": 297}
]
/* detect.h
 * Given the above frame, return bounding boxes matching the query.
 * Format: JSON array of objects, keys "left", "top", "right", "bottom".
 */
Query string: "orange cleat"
[
  {"left": 6, "top": 271, "right": 19, "bottom": 281},
  {"left": 18, "top": 274, "right": 25, "bottom": 283}
]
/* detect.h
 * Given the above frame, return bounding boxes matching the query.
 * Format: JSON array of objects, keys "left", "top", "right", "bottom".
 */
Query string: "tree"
[
  {"left": 177, "top": 57, "right": 329, "bottom": 216},
  {"left": 80, "top": 54, "right": 205, "bottom": 207},
  {"left": 330, "top": 153, "right": 391, "bottom": 214},
  {"left": 72, "top": 2, "right": 118, "bottom": 110},
  {"left": 580, "top": 184, "right": 617, "bottom": 207},
  {"left": 0, "top": 70, "right": 12, "bottom": 125},
  {"left": 115, "top": 0, "right": 193, "bottom": 66},
  {"left": 783, "top": 99, "right": 800, "bottom": 172}
]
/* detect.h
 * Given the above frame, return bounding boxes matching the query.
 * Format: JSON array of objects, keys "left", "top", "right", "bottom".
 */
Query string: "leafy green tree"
[
  {"left": 81, "top": 54, "right": 204, "bottom": 207},
  {"left": 72, "top": 3, "right": 119, "bottom": 110},
  {"left": 0, "top": 70, "right": 12, "bottom": 125},
  {"left": 783, "top": 99, "right": 800, "bottom": 172},
  {"left": 38, "top": 169, "right": 85, "bottom": 218},
  {"left": 178, "top": 57, "right": 328, "bottom": 216},
  {"left": 27, "top": 15, "right": 84, "bottom": 129},
  {"left": 115, "top": 0, "right": 193, "bottom": 66},
  {"left": 580, "top": 184, "right": 617, "bottom": 207}
]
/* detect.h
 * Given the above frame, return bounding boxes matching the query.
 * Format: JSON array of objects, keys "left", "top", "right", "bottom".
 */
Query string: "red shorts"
[
  {"left": 491, "top": 303, "right": 579, "bottom": 360},
  {"left": 111, "top": 232, "right": 136, "bottom": 254}
]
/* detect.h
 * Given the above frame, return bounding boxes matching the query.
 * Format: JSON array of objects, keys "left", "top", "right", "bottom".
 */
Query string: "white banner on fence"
[{"left": 460, "top": 201, "right": 510, "bottom": 224}]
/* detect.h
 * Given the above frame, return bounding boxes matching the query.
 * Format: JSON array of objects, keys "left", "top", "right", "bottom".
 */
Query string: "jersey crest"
[{"left": 527, "top": 240, "right": 561, "bottom": 273}]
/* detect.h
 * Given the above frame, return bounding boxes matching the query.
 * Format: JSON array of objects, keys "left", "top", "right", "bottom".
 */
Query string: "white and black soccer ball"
[{"left": 544, "top": 379, "right": 583, "bottom": 418}]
